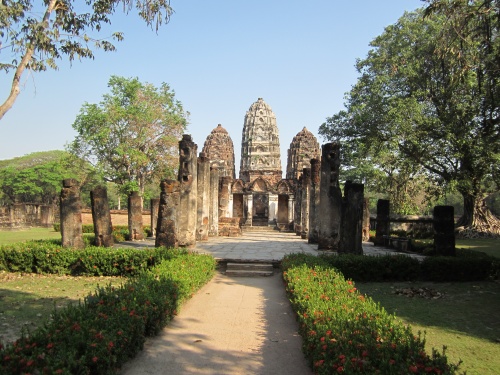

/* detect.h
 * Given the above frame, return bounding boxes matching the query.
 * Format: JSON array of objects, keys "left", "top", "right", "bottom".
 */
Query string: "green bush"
[
  {"left": 282, "top": 258, "right": 460, "bottom": 374},
  {"left": 52, "top": 224, "right": 152, "bottom": 241},
  {"left": 0, "top": 253, "right": 216, "bottom": 374}
]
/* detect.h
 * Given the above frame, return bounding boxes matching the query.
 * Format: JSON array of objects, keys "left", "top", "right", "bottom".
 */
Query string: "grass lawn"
[
  {"left": 0, "top": 227, "right": 61, "bottom": 245},
  {"left": 456, "top": 238, "right": 499, "bottom": 259},
  {"left": 0, "top": 272, "right": 126, "bottom": 345},
  {"left": 357, "top": 281, "right": 500, "bottom": 375}
]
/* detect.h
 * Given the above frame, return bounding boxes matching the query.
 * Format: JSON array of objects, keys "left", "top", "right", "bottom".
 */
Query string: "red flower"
[
  {"left": 389, "top": 359, "right": 396, "bottom": 365},
  {"left": 46, "top": 342, "right": 54, "bottom": 349},
  {"left": 337, "top": 366, "right": 344, "bottom": 373},
  {"left": 27, "top": 359, "right": 34, "bottom": 366},
  {"left": 117, "top": 330, "right": 123, "bottom": 336},
  {"left": 92, "top": 356, "right": 98, "bottom": 363},
  {"left": 72, "top": 323, "right": 81, "bottom": 331},
  {"left": 409, "top": 365, "right": 418, "bottom": 373}
]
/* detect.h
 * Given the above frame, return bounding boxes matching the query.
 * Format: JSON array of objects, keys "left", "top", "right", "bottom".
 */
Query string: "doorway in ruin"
[
  {"left": 277, "top": 194, "right": 289, "bottom": 229},
  {"left": 232, "top": 194, "right": 244, "bottom": 219},
  {"left": 252, "top": 193, "right": 269, "bottom": 226}
]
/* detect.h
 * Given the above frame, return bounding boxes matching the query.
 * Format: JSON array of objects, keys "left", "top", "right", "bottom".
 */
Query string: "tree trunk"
[{"left": 456, "top": 190, "right": 500, "bottom": 238}]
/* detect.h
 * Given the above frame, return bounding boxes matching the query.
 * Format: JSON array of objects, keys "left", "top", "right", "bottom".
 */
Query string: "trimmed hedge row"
[
  {"left": 312, "top": 250, "right": 496, "bottom": 282},
  {"left": 0, "top": 252, "right": 216, "bottom": 374},
  {"left": 282, "top": 255, "right": 461, "bottom": 374},
  {"left": 52, "top": 224, "right": 153, "bottom": 241},
  {"left": 0, "top": 240, "right": 184, "bottom": 276}
]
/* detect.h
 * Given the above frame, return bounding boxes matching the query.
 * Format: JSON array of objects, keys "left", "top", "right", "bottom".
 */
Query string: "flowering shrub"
[
  {"left": 0, "top": 253, "right": 216, "bottom": 374},
  {"left": 282, "top": 255, "right": 461, "bottom": 374}
]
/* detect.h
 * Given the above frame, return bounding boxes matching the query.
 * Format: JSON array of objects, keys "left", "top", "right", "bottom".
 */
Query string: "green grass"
[
  {"left": 456, "top": 238, "right": 499, "bottom": 259},
  {"left": 0, "top": 272, "right": 126, "bottom": 345},
  {"left": 0, "top": 227, "right": 61, "bottom": 245},
  {"left": 357, "top": 281, "right": 500, "bottom": 375}
]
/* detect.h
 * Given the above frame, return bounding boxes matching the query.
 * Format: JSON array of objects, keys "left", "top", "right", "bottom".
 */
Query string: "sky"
[{"left": 0, "top": 0, "right": 423, "bottom": 176}]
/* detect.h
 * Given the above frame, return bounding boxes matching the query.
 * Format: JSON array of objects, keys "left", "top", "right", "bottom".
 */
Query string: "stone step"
[
  {"left": 225, "top": 262, "right": 274, "bottom": 277},
  {"left": 242, "top": 226, "right": 276, "bottom": 232},
  {"left": 226, "top": 262, "right": 273, "bottom": 271}
]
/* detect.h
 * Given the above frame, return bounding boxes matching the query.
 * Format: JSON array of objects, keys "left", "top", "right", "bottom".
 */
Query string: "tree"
[
  {"left": 319, "top": 5, "right": 500, "bottom": 236},
  {"left": 68, "top": 75, "right": 188, "bottom": 207},
  {"left": 0, "top": 0, "right": 174, "bottom": 120}
]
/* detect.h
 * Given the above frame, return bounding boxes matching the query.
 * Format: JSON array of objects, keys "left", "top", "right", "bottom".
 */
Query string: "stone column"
[
  {"left": 196, "top": 153, "right": 210, "bottom": 241},
  {"left": 301, "top": 168, "right": 311, "bottom": 239},
  {"left": 150, "top": 198, "right": 160, "bottom": 238},
  {"left": 339, "top": 182, "right": 364, "bottom": 254},
  {"left": 209, "top": 167, "right": 219, "bottom": 236},
  {"left": 308, "top": 158, "right": 321, "bottom": 244},
  {"left": 288, "top": 194, "right": 295, "bottom": 230},
  {"left": 362, "top": 198, "right": 370, "bottom": 242},
  {"left": 60, "top": 179, "right": 84, "bottom": 249},
  {"left": 374, "top": 199, "right": 390, "bottom": 246},
  {"left": 245, "top": 193, "right": 253, "bottom": 226},
  {"left": 40, "top": 205, "right": 54, "bottom": 228},
  {"left": 90, "top": 186, "right": 114, "bottom": 247},
  {"left": 177, "top": 134, "right": 198, "bottom": 246},
  {"left": 219, "top": 176, "right": 232, "bottom": 219},
  {"left": 128, "top": 191, "right": 144, "bottom": 241},
  {"left": 268, "top": 193, "right": 278, "bottom": 224},
  {"left": 155, "top": 180, "right": 180, "bottom": 248},
  {"left": 318, "top": 143, "right": 342, "bottom": 250},
  {"left": 433, "top": 205, "right": 456, "bottom": 256},
  {"left": 294, "top": 177, "right": 302, "bottom": 235}
]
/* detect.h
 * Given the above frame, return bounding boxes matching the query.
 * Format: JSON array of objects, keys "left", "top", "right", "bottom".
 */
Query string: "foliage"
[
  {"left": 68, "top": 76, "right": 188, "bottom": 201},
  {"left": 0, "top": 150, "right": 98, "bottom": 205},
  {"left": 0, "top": 253, "right": 215, "bottom": 374},
  {"left": 52, "top": 224, "right": 152, "bottom": 241},
  {"left": 0, "top": 239, "right": 186, "bottom": 276},
  {"left": 0, "top": 0, "right": 174, "bottom": 119},
  {"left": 281, "top": 259, "right": 461, "bottom": 374},
  {"left": 319, "top": 4, "right": 500, "bottom": 231}
]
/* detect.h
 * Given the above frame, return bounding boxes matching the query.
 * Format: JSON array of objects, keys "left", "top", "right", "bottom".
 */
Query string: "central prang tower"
[{"left": 239, "top": 98, "right": 282, "bottom": 185}]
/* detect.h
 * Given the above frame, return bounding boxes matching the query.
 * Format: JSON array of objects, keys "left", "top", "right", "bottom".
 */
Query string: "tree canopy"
[
  {"left": 319, "top": 2, "right": 500, "bottom": 236},
  {"left": 0, "top": 0, "right": 174, "bottom": 120},
  {"left": 68, "top": 75, "right": 188, "bottom": 202}
]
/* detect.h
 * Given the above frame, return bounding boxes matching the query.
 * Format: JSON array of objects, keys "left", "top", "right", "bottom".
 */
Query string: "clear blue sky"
[{"left": 0, "top": 0, "right": 423, "bottom": 176}]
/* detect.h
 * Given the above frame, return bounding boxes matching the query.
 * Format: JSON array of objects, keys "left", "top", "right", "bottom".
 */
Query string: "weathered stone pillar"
[
  {"left": 318, "top": 143, "right": 342, "bottom": 250},
  {"left": 362, "top": 198, "right": 370, "bottom": 242},
  {"left": 288, "top": 194, "right": 295, "bottom": 230},
  {"left": 219, "top": 176, "right": 232, "bottom": 219},
  {"left": 294, "top": 177, "right": 302, "bottom": 235},
  {"left": 245, "top": 193, "right": 253, "bottom": 226},
  {"left": 308, "top": 158, "right": 321, "bottom": 244},
  {"left": 196, "top": 153, "right": 210, "bottom": 241},
  {"left": 209, "top": 167, "right": 219, "bottom": 236},
  {"left": 178, "top": 134, "right": 198, "bottom": 246},
  {"left": 128, "top": 191, "right": 144, "bottom": 241},
  {"left": 300, "top": 168, "right": 311, "bottom": 239},
  {"left": 155, "top": 180, "right": 180, "bottom": 248},
  {"left": 268, "top": 193, "right": 278, "bottom": 224},
  {"left": 433, "top": 205, "right": 456, "bottom": 256},
  {"left": 339, "top": 182, "right": 364, "bottom": 254},
  {"left": 150, "top": 198, "right": 160, "bottom": 238},
  {"left": 90, "top": 186, "right": 114, "bottom": 247},
  {"left": 40, "top": 205, "right": 54, "bottom": 228},
  {"left": 374, "top": 199, "right": 390, "bottom": 246},
  {"left": 60, "top": 179, "right": 84, "bottom": 249}
]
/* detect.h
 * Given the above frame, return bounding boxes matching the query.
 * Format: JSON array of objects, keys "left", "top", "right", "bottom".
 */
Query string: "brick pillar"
[
  {"left": 374, "top": 199, "right": 390, "bottom": 246},
  {"left": 178, "top": 134, "right": 198, "bottom": 246},
  {"left": 128, "top": 191, "right": 144, "bottom": 241},
  {"left": 308, "top": 158, "right": 321, "bottom": 244},
  {"left": 150, "top": 198, "right": 160, "bottom": 238},
  {"left": 209, "top": 167, "right": 219, "bottom": 236},
  {"left": 60, "top": 179, "right": 84, "bottom": 249},
  {"left": 90, "top": 186, "right": 114, "bottom": 247},
  {"left": 196, "top": 152, "right": 210, "bottom": 241},
  {"left": 300, "top": 168, "right": 311, "bottom": 239},
  {"left": 318, "top": 143, "right": 342, "bottom": 250},
  {"left": 433, "top": 205, "right": 456, "bottom": 256},
  {"left": 339, "top": 182, "right": 364, "bottom": 254},
  {"left": 155, "top": 180, "right": 180, "bottom": 248}
]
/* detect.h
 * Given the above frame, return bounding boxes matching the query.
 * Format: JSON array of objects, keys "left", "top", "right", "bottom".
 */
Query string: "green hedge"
[
  {"left": 0, "top": 240, "right": 187, "bottom": 276},
  {"left": 52, "top": 224, "right": 152, "bottom": 241},
  {"left": 0, "top": 253, "right": 216, "bottom": 374},
  {"left": 282, "top": 256, "right": 460, "bottom": 374}
]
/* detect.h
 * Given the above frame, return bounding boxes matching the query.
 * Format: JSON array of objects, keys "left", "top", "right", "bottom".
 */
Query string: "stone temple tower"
[
  {"left": 286, "top": 127, "right": 321, "bottom": 180},
  {"left": 202, "top": 124, "right": 236, "bottom": 179},
  {"left": 239, "top": 98, "right": 282, "bottom": 185}
]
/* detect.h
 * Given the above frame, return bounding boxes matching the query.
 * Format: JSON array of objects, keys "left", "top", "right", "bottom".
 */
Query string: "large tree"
[
  {"left": 68, "top": 75, "right": 187, "bottom": 206},
  {"left": 0, "top": 0, "right": 173, "bottom": 120},
  {"left": 320, "top": 4, "right": 500, "bottom": 236}
]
